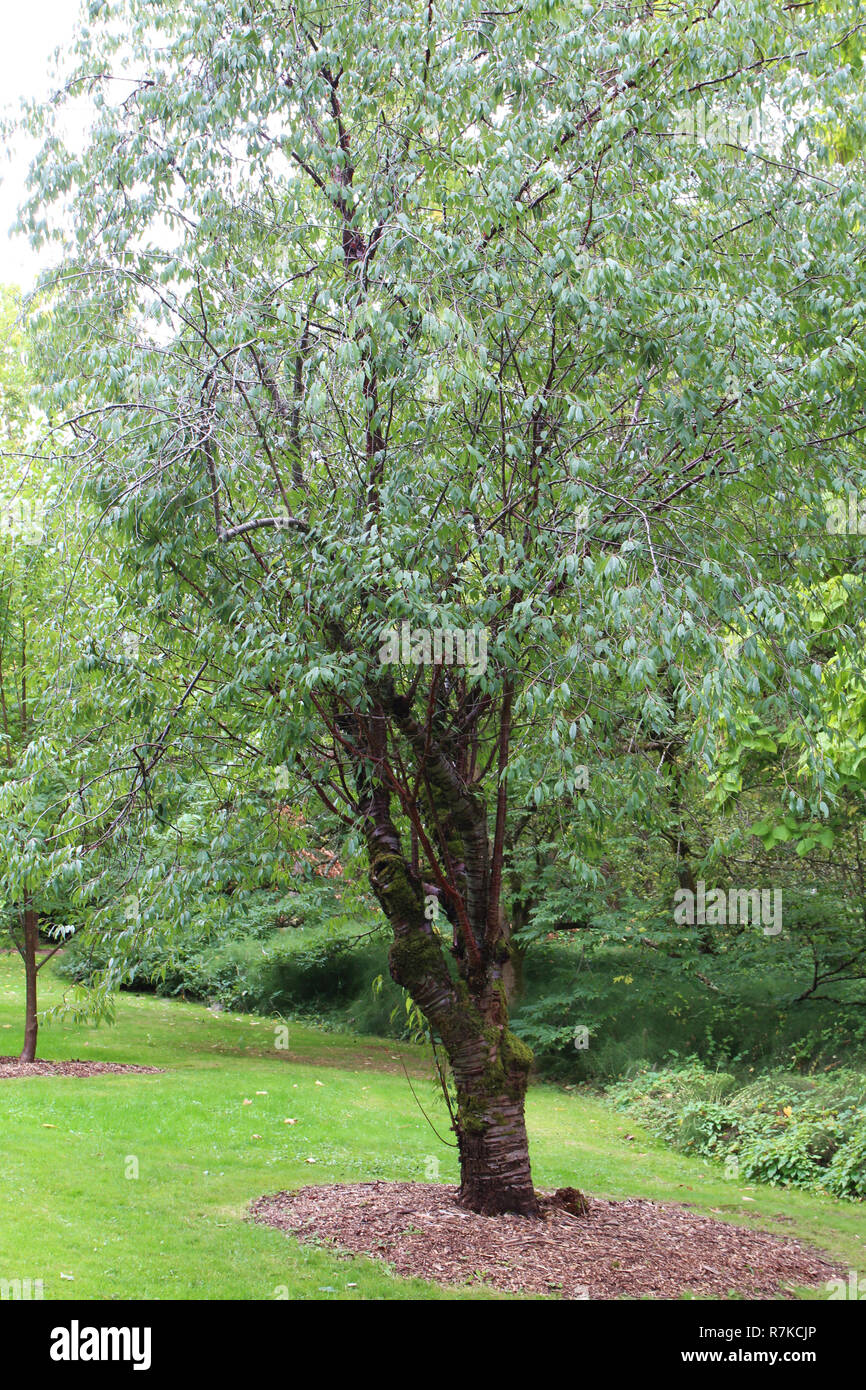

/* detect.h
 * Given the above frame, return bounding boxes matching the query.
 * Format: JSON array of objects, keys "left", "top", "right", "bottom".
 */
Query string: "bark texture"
[{"left": 351, "top": 694, "right": 539, "bottom": 1217}]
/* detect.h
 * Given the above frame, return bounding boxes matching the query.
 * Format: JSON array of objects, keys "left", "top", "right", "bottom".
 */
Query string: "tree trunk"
[
  {"left": 19, "top": 906, "right": 39, "bottom": 1063},
  {"left": 450, "top": 1027, "right": 536, "bottom": 1215},
  {"left": 387, "top": 916, "right": 539, "bottom": 1217},
  {"left": 357, "top": 702, "right": 540, "bottom": 1217}
]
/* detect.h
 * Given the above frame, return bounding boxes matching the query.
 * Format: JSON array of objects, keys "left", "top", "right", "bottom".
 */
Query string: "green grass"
[{"left": 0, "top": 952, "right": 864, "bottom": 1300}]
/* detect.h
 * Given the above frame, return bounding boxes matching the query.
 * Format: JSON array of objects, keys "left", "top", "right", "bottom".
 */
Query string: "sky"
[{"left": 0, "top": 1, "right": 84, "bottom": 290}]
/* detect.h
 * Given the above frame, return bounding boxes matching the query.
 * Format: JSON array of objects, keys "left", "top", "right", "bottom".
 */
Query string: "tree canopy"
[{"left": 11, "top": 0, "right": 866, "bottom": 1210}]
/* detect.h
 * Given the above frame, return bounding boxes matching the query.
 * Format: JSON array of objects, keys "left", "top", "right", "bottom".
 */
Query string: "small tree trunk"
[
  {"left": 388, "top": 918, "right": 538, "bottom": 1216},
  {"left": 451, "top": 1028, "right": 536, "bottom": 1215},
  {"left": 19, "top": 907, "right": 39, "bottom": 1063},
  {"left": 360, "top": 723, "right": 539, "bottom": 1218}
]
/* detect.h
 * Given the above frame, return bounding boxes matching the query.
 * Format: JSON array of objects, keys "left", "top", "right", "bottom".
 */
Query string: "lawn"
[{"left": 0, "top": 953, "right": 864, "bottom": 1301}]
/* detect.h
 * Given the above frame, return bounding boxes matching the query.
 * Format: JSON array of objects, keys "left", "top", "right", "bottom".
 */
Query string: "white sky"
[{"left": 0, "top": 0, "right": 84, "bottom": 290}]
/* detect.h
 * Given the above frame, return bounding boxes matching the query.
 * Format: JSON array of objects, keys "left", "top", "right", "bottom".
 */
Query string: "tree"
[
  {"left": 0, "top": 287, "right": 95, "bottom": 1060},
  {"left": 22, "top": 0, "right": 866, "bottom": 1210}
]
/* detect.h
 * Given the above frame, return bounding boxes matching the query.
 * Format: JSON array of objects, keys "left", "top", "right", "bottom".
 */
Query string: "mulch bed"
[
  {"left": 251, "top": 1181, "right": 843, "bottom": 1300},
  {"left": 0, "top": 1057, "right": 163, "bottom": 1079}
]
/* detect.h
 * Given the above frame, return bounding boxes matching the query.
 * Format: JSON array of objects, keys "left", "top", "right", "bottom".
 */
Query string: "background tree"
[{"left": 0, "top": 287, "right": 80, "bottom": 1060}]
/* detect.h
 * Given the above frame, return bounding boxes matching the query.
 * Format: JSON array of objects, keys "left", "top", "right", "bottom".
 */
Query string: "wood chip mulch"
[
  {"left": 0, "top": 1057, "right": 163, "bottom": 1079},
  {"left": 251, "top": 1181, "right": 843, "bottom": 1300}
]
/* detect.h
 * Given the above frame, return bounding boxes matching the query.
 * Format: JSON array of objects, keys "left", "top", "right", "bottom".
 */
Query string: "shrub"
[
  {"left": 607, "top": 1062, "right": 866, "bottom": 1198},
  {"left": 824, "top": 1125, "right": 866, "bottom": 1199}
]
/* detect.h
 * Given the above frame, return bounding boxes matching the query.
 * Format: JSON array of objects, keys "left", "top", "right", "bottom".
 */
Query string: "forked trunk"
[{"left": 19, "top": 906, "right": 39, "bottom": 1064}]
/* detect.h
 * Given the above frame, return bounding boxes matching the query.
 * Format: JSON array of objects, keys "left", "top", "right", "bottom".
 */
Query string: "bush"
[
  {"left": 54, "top": 883, "right": 427, "bottom": 1039},
  {"left": 608, "top": 1062, "right": 866, "bottom": 1198},
  {"left": 825, "top": 1126, "right": 866, "bottom": 1198},
  {"left": 507, "top": 934, "right": 866, "bottom": 1085}
]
